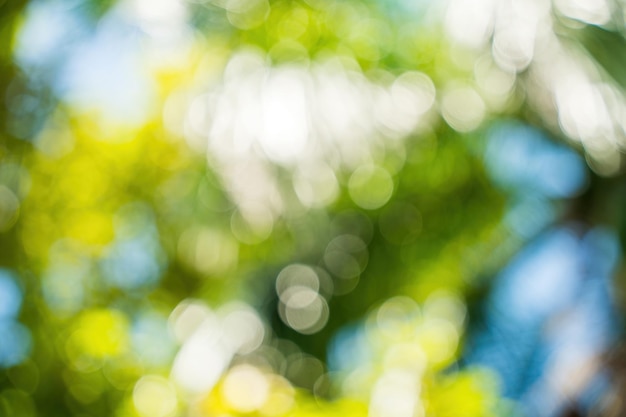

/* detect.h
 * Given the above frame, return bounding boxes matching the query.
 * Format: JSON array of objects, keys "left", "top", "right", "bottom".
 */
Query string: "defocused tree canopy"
[{"left": 1, "top": 0, "right": 626, "bottom": 416}]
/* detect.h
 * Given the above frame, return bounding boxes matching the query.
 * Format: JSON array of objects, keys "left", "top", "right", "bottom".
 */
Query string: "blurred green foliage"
[{"left": 1, "top": 0, "right": 625, "bottom": 416}]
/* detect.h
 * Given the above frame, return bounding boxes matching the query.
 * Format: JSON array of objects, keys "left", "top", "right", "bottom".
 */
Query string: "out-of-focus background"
[{"left": 1, "top": 0, "right": 626, "bottom": 416}]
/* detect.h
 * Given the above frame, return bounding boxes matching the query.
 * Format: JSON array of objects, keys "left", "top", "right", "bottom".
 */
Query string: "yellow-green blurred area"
[{"left": 1, "top": 0, "right": 626, "bottom": 416}]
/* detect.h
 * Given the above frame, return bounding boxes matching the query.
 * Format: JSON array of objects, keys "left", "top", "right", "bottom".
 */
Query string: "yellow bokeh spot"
[
  {"left": 428, "top": 371, "right": 499, "bottom": 417},
  {"left": 259, "top": 375, "right": 295, "bottom": 416},
  {"left": 69, "top": 309, "right": 129, "bottom": 359},
  {"left": 65, "top": 211, "right": 114, "bottom": 247}
]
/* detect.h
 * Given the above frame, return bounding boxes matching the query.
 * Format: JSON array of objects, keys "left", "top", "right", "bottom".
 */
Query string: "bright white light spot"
[
  {"left": 279, "top": 288, "right": 329, "bottom": 334},
  {"left": 221, "top": 365, "right": 270, "bottom": 412},
  {"left": 392, "top": 72, "right": 436, "bottom": 116},
  {"left": 370, "top": 370, "right": 421, "bottom": 417},
  {"left": 168, "top": 299, "right": 213, "bottom": 343},
  {"left": 492, "top": 22, "right": 536, "bottom": 71},
  {"left": 128, "top": 0, "right": 187, "bottom": 31},
  {"left": 202, "top": 53, "right": 432, "bottom": 222},
  {"left": 293, "top": 163, "right": 339, "bottom": 208},
  {"left": 444, "top": 0, "right": 495, "bottom": 49},
  {"left": 586, "top": 145, "right": 621, "bottom": 177},
  {"left": 223, "top": 49, "right": 267, "bottom": 82},
  {"left": 314, "top": 62, "right": 370, "bottom": 148},
  {"left": 259, "top": 70, "right": 310, "bottom": 163},
  {"left": 474, "top": 56, "right": 516, "bottom": 104},
  {"left": 133, "top": 375, "right": 178, "bottom": 417},
  {"left": 441, "top": 86, "right": 485, "bottom": 132},
  {"left": 556, "top": 78, "right": 613, "bottom": 145},
  {"left": 219, "top": 303, "right": 265, "bottom": 354},
  {"left": 170, "top": 315, "right": 232, "bottom": 393},
  {"left": 378, "top": 72, "right": 435, "bottom": 134},
  {"left": 276, "top": 264, "right": 320, "bottom": 302},
  {"left": 217, "top": 158, "right": 283, "bottom": 228}
]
